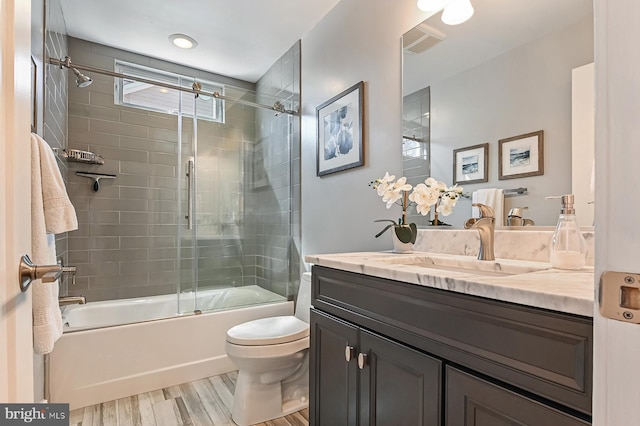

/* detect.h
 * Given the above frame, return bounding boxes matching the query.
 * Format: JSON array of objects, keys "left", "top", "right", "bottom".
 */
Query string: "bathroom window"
[{"left": 114, "top": 60, "right": 224, "bottom": 123}]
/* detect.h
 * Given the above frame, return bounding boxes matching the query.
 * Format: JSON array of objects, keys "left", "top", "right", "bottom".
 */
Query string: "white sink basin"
[{"left": 371, "top": 254, "right": 549, "bottom": 277}]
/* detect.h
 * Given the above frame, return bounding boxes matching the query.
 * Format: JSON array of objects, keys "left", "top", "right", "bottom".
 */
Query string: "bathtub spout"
[{"left": 59, "top": 296, "right": 86, "bottom": 306}]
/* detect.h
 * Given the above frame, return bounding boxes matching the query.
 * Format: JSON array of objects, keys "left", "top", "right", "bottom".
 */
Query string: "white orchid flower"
[
  {"left": 392, "top": 176, "right": 412, "bottom": 192},
  {"left": 416, "top": 203, "right": 432, "bottom": 215},
  {"left": 437, "top": 202, "right": 454, "bottom": 216},
  {"left": 434, "top": 180, "right": 448, "bottom": 192},
  {"left": 409, "top": 183, "right": 440, "bottom": 216},
  {"left": 381, "top": 172, "right": 395, "bottom": 183},
  {"left": 376, "top": 181, "right": 390, "bottom": 196},
  {"left": 374, "top": 172, "right": 396, "bottom": 195},
  {"left": 382, "top": 189, "right": 403, "bottom": 208},
  {"left": 371, "top": 174, "right": 462, "bottom": 224}
]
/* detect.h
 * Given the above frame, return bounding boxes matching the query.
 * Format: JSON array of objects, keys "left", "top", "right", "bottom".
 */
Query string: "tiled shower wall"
[
  {"left": 43, "top": 0, "right": 70, "bottom": 291},
  {"left": 65, "top": 37, "right": 258, "bottom": 302},
  {"left": 402, "top": 87, "right": 431, "bottom": 227},
  {"left": 251, "top": 41, "right": 302, "bottom": 298},
  {"left": 64, "top": 37, "right": 300, "bottom": 303}
]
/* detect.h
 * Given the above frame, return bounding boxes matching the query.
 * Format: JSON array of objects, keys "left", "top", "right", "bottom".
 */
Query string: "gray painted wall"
[{"left": 301, "top": 0, "right": 431, "bottom": 259}]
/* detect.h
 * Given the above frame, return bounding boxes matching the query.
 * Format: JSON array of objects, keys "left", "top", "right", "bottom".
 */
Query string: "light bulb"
[
  {"left": 441, "top": 0, "right": 474, "bottom": 25},
  {"left": 169, "top": 34, "right": 198, "bottom": 49},
  {"left": 417, "top": 0, "right": 450, "bottom": 12}
]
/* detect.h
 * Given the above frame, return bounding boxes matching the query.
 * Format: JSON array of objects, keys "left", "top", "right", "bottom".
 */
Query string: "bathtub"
[{"left": 50, "top": 286, "right": 293, "bottom": 410}]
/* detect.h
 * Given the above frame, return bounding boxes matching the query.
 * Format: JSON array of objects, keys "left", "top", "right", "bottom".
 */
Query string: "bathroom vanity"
[{"left": 307, "top": 252, "right": 593, "bottom": 426}]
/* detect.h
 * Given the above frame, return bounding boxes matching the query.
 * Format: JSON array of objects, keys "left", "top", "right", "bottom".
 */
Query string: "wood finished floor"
[{"left": 68, "top": 371, "right": 309, "bottom": 426}]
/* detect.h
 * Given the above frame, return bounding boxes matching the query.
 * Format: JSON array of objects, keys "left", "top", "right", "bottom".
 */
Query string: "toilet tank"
[{"left": 294, "top": 272, "right": 312, "bottom": 323}]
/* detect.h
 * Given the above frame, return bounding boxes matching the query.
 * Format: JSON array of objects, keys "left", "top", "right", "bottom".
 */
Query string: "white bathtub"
[
  {"left": 61, "top": 285, "right": 288, "bottom": 332},
  {"left": 50, "top": 286, "right": 293, "bottom": 410}
]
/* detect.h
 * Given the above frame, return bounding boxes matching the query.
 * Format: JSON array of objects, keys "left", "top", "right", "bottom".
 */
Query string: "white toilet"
[{"left": 225, "top": 272, "right": 311, "bottom": 426}]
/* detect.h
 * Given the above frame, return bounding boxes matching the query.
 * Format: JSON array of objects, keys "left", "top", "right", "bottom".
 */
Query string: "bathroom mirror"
[{"left": 402, "top": 0, "right": 594, "bottom": 227}]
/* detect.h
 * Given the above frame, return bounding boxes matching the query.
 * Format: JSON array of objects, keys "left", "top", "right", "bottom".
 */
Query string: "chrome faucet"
[
  {"left": 464, "top": 203, "right": 496, "bottom": 261},
  {"left": 59, "top": 296, "right": 86, "bottom": 306}
]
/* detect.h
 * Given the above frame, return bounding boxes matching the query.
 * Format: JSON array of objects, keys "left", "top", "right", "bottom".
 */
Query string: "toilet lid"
[{"left": 226, "top": 316, "right": 309, "bottom": 346}]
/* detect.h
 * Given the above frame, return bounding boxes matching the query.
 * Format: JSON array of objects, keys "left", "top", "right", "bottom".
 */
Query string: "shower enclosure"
[{"left": 54, "top": 37, "right": 301, "bottom": 329}]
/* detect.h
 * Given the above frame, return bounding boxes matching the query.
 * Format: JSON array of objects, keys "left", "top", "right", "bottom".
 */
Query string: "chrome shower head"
[{"left": 72, "top": 67, "right": 93, "bottom": 88}]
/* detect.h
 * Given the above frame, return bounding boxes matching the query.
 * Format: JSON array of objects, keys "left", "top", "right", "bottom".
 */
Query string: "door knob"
[
  {"left": 19, "top": 254, "right": 63, "bottom": 292},
  {"left": 345, "top": 345, "right": 356, "bottom": 362},
  {"left": 357, "top": 352, "right": 368, "bottom": 369}
]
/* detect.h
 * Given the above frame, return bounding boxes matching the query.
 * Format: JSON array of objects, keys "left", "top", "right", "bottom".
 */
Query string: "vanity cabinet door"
[
  {"left": 358, "top": 330, "right": 442, "bottom": 426},
  {"left": 445, "top": 367, "right": 590, "bottom": 426},
  {"left": 310, "top": 309, "right": 359, "bottom": 426}
]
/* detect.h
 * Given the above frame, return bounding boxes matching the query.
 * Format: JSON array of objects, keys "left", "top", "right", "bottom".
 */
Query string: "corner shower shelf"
[{"left": 53, "top": 148, "right": 105, "bottom": 165}]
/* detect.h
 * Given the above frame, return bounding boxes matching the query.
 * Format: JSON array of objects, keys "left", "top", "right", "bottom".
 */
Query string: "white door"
[
  {"left": 0, "top": 0, "right": 35, "bottom": 402},
  {"left": 593, "top": 0, "right": 640, "bottom": 424}
]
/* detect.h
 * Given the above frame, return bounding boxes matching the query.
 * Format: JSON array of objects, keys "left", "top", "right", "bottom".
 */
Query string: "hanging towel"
[
  {"left": 472, "top": 188, "right": 504, "bottom": 227},
  {"left": 31, "top": 133, "right": 78, "bottom": 354}
]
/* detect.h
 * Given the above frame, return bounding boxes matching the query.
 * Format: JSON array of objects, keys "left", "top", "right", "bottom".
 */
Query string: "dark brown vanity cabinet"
[{"left": 310, "top": 265, "right": 593, "bottom": 426}]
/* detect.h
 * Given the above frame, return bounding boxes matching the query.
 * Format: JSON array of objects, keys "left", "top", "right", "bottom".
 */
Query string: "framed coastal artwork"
[
  {"left": 453, "top": 143, "right": 488, "bottom": 185},
  {"left": 498, "top": 130, "right": 544, "bottom": 180},
  {"left": 316, "top": 81, "right": 364, "bottom": 176}
]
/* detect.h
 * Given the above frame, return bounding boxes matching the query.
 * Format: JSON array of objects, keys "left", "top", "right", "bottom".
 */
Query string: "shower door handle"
[{"left": 186, "top": 159, "right": 194, "bottom": 230}]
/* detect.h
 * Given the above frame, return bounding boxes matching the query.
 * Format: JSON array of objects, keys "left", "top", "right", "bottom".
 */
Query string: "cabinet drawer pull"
[
  {"left": 358, "top": 352, "right": 368, "bottom": 369},
  {"left": 345, "top": 345, "right": 356, "bottom": 362}
]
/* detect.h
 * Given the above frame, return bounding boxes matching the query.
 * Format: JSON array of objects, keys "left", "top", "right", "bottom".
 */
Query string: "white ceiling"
[
  {"left": 59, "top": 0, "right": 341, "bottom": 83},
  {"left": 403, "top": 0, "right": 594, "bottom": 95}
]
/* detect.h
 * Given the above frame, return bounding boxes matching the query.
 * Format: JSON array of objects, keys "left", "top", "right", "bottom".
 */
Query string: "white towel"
[
  {"left": 472, "top": 188, "right": 505, "bottom": 227},
  {"left": 31, "top": 133, "right": 78, "bottom": 354}
]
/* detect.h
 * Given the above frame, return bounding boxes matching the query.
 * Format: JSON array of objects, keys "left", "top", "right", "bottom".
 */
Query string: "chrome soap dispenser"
[{"left": 546, "top": 194, "right": 587, "bottom": 270}]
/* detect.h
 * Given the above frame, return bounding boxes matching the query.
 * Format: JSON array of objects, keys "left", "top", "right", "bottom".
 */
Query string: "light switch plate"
[{"left": 600, "top": 271, "right": 640, "bottom": 323}]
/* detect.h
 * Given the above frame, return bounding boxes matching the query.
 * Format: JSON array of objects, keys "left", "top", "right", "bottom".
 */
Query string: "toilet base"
[{"left": 231, "top": 355, "right": 309, "bottom": 426}]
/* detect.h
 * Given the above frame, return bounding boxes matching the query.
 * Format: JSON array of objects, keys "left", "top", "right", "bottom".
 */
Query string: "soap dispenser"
[{"left": 546, "top": 195, "right": 587, "bottom": 270}]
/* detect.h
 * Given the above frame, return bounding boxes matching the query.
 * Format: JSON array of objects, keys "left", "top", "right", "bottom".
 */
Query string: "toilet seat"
[
  {"left": 226, "top": 315, "right": 309, "bottom": 346},
  {"left": 226, "top": 336, "right": 309, "bottom": 360}
]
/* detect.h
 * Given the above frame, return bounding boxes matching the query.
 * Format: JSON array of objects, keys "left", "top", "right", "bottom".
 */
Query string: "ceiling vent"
[{"left": 403, "top": 23, "right": 447, "bottom": 55}]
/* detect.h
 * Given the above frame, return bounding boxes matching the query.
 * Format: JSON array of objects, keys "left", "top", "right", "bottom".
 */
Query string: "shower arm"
[{"left": 48, "top": 56, "right": 297, "bottom": 116}]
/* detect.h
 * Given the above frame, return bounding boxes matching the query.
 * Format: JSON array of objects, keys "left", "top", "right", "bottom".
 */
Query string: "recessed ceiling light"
[{"left": 169, "top": 33, "right": 198, "bottom": 49}]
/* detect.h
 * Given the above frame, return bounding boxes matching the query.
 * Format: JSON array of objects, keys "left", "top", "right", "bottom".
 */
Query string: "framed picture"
[
  {"left": 316, "top": 81, "right": 364, "bottom": 176},
  {"left": 498, "top": 130, "right": 544, "bottom": 180},
  {"left": 453, "top": 143, "right": 488, "bottom": 185}
]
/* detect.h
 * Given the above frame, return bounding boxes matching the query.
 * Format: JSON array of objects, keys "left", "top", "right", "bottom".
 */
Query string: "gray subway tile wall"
[
  {"left": 64, "top": 37, "right": 301, "bottom": 304},
  {"left": 43, "top": 0, "right": 69, "bottom": 294},
  {"left": 253, "top": 41, "right": 302, "bottom": 299}
]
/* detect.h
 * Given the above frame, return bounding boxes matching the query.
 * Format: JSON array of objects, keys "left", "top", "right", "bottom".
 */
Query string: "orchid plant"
[{"left": 370, "top": 172, "right": 464, "bottom": 243}]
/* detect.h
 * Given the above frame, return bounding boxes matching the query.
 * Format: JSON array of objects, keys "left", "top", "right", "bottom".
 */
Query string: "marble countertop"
[{"left": 305, "top": 251, "right": 595, "bottom": 317}]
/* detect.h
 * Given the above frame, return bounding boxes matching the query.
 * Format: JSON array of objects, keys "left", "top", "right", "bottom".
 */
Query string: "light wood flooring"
[{"left": 68, "top": 371, "right": 309, "bottom": 426}]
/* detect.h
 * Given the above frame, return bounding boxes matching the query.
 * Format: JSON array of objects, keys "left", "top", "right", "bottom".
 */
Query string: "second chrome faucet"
[{"left": 464, "top": 203, "right": 495, "bottom": 261}]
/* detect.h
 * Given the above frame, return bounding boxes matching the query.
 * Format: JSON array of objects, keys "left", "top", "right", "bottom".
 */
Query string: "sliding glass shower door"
[{"left": 177, "top": 85, "right": 251, "bottom": 315}]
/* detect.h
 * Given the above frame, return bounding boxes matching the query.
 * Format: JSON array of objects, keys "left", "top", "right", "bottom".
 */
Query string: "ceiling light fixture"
[
  {"left": 169, "top": 33, "right": 198, "bottom": 49},
  {"left": 416, "top": 0, "right": 474, "bottom": 26},
  {"left": 416, "top": 0, "right": 449, "bottom": 12},
  {"left": 441, "top": 0, "right": 474, "bottom": 25}
]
